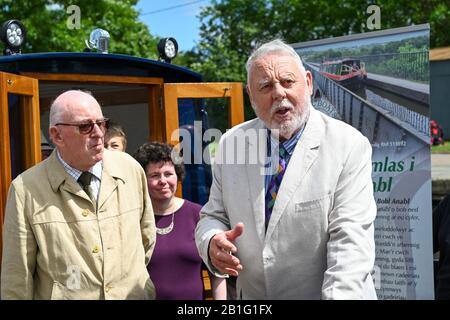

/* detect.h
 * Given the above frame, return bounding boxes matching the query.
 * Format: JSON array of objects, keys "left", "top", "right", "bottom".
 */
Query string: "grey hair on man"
[{"left": 245, "top": 39, "right": 306, "bottom": 84}]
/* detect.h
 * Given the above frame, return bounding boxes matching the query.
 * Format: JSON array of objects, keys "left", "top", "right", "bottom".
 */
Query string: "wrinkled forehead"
[
  {"left": 250, "top": 53, "right": 303, "bottom": 80},
  {"left": 59, "top": 96, "right": 103, "bottom": 122}
]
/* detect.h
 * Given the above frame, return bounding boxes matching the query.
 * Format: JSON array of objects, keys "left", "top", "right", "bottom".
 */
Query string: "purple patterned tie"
[{"left": 265, "top": 145, "right": 287, "bottom": 229}]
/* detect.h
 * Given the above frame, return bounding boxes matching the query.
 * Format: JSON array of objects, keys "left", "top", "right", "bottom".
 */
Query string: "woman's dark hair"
[{"left": 133, "top": 141, "right": 185, "bottom": 181}]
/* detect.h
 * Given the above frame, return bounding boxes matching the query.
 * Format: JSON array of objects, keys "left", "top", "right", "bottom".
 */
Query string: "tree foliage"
[
  {"left": 187, "top": 0, "right": 449, "bottom": 83},
  {"left": 0, "top": 0, "right": 159, "bottom": 58}
]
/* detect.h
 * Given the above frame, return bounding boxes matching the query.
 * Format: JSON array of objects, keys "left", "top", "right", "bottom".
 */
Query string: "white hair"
[
  {"left": 246, "top": 39, "right": 306, "bottom": 84},
  {"left": 49, "top": 101, "right": 65, "bottom": 127}
]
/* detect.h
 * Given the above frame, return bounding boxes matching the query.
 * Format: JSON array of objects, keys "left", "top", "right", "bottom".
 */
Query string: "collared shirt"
[
  {"left": 56, "top": 150, "right": 102, "bottom": 201},
  {"left": 264, "top": 125, "right": 306, "bottom": 191}
]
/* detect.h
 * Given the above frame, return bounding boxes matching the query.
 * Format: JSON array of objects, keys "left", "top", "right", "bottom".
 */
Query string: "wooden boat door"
[{"left": 0, "top": 72, "right": 40, "bottom": 259}]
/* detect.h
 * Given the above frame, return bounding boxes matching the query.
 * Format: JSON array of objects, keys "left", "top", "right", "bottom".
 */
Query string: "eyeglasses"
[{"left": 55, "top": 118, "right": 110, "bottom": 135}]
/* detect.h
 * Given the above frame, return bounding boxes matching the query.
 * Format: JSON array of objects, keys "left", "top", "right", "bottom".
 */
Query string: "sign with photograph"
[{"left": 292, "top": 24, "right": 433, "bottom": 299}]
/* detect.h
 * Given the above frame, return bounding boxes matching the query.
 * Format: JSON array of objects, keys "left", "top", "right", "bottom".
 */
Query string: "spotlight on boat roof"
[
  {"left": 85, "top": 28, "right": 110, "bottom": 54},
  {"left": 1, "top": 19, "right": 26, "bottom": 55},
  {"left": 158, "top": 37, "right": 178, "bottom": 63}
]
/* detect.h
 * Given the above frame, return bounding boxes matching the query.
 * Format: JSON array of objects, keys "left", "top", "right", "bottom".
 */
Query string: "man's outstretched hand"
[{"left": 209, "top": 222, "right": 244, "bottom": 276}]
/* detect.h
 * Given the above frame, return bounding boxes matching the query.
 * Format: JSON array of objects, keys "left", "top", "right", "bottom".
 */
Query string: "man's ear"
[
  {"left": 246, "top": 85, "right": 252, "bottom": 103},
  {"left": 305, "top": 71, "right": 313, "bottom": 96},
  {"left": 49, "top": 126, "right": 62, "bottom": 146}
]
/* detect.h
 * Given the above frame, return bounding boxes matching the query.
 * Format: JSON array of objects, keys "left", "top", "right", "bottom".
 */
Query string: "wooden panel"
[
  {"left": 20, "top": 82, "right": 41, "bottom": 168},
  {"left": 202, "top": 269, "right": 213, "bottom": 300},
  {"left": 163, "top": 85, "right": 182, "bottom": 198},
  {"left": 0, "top": 74, "right": 13, "bottom": 229},
  {"left": 163, "top": 84, "right": 181, "bottom": 145},
  {"left": 0, "top": 72, "right": 40, "bottom": 266},
  {"left": 166, "top": 82, "right": 235, "bottom": 98},
  {"left": 163, "top": 82, "right": 245, "bottom": 132},
  {"left": 162, "top": 82, "right": 245, "bottom": 148},
  {"left": 430, "top": 46, "right": 450, "bottom": 61},
  {"left": 22, "top": 73, "right": 164, "bottom": 85},
  {"left": 228, "top": 83, "right": 245, "bottom": 127},
  {"left": 2, "top": 72, "right": 35, "bottom": 95}
]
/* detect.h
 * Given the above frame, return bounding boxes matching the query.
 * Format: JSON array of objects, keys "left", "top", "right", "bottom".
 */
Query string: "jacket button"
[
  {"left": 105, "top": 285, "right": 112, "bottom": 293},
  {"left": 92, "top": 245, "right": 100, "bottom": 253},
  {"left": 82, "top": 209, "right": 91, "bottom": 217}
]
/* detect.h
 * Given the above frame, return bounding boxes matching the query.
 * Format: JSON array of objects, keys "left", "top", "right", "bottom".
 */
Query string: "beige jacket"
[{"left": 1, "top": 149, "right": 156, "bottom": 299}]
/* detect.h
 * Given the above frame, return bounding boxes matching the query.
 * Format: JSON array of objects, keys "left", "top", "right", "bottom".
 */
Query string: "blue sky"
[{"left": 135, "top": 0, "right": 211, "bottom": 52}]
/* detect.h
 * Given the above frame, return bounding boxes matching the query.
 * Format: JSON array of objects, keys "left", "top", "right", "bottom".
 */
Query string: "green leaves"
[
  {"left": 184, "top": 0, "right": 448, "bottom": 82},
  {"left": 0, "top": 0, "right": 159, "bottom": 58}
]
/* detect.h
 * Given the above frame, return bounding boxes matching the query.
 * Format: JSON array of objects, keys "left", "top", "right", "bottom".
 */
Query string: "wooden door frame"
[
  {"left": 0, "top": 72, "right": 40, "bottom": 261},
  {"left": 163, "top": 82, "right": 244, "bottom": 145},
  {"left": 163, "top": 82, "right": 244, "bottom": 198},
  {"left": 1, "top": 73, "right": 166, "bottom": 264}
]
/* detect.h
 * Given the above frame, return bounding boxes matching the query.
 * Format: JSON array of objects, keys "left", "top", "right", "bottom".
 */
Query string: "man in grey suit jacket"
[
  {"left": 195, "top": 39, "right": 377, "bottom": 299},
  {"left": 1, "top": 90, "right": 156, "bottom": 299}
]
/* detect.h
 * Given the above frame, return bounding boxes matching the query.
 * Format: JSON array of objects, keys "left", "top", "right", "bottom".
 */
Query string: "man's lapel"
[
  {"left": 97, "top": 150, "right": 120, "bottom": 211},
  {"left": 46, "top": 151, "right": 89, "bottom": 201},
  {"left": 245, "top": 119, "right": 267, "bottom": 245}
]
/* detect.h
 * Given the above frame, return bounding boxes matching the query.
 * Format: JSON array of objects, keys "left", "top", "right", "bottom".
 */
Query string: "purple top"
[{"left": 148, "top": 200, "right": 205, "bottom": 300}]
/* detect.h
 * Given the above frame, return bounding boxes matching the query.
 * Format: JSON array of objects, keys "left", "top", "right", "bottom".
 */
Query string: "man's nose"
[
  {"left": 91, "top": 122, "right": 104, "bottom": 137},
  {"left": 272, "top": 82, "right": 286, "bottom": 101}
]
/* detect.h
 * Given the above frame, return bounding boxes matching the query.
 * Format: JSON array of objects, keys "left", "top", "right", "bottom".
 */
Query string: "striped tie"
[{"left": 265, "top": 145, "right": 287, "bottom": 229}]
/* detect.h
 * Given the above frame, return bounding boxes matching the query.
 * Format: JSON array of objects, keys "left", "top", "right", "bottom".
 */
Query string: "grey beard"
[
  {"left": 278, "top": 107, "right": 309, "bottom": 139},
  {"left": 251, "top": 98, "right": 311, "bottom": 140}
]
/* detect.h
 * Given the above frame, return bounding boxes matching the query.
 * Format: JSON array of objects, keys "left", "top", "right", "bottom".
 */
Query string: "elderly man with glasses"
[{"left": 1, "top": 90, "right": 156, "bottom": 300}]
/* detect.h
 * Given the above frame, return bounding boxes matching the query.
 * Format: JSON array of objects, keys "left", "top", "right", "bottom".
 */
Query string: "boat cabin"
[
  {"left": 319, "top": 58, "right": 367, "bottom": 87},
  {"left": 0, "top": 23, "right": 245, "bottom": 260}
]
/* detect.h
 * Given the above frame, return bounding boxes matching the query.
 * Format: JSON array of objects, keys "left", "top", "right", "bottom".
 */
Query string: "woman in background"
[
  {"left": 104, "top": 121, "right": 127, "bottom": 152},
  {"left": 133, "top": 141, "right": 226, "bottom": 300}
]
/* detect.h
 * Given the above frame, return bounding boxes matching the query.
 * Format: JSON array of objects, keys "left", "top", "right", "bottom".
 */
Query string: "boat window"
[
  {"left": 177, "top": 97, "right": 229, "bottom": 205},
  {"left": 39, "top": 82, "right": 151, "bottom": 154},
  {"left": 333, "top": 64, "right": 340, "bottom": 75},
  {"left": 8, "top": 94, "right": 26, "bottom": 179},
  {"left": 341, "top": 65, "right": 352, "bottom": 75}
]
